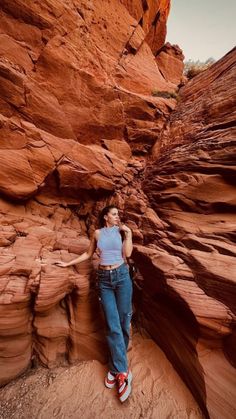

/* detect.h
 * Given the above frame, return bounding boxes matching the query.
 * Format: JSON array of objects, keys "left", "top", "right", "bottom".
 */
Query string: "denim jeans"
[{"left": 97, "top": 262, "right": 133, "bottom": 374}]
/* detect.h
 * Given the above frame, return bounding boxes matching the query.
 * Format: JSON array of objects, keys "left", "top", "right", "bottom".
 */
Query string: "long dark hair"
[{"left": 98, "top": 205, "right": 118, "bottom": 228}]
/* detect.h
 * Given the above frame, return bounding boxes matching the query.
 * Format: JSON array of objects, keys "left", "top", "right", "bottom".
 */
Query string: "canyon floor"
[{"left": 0, "top": 331, "right": 203, "bottom": 419}]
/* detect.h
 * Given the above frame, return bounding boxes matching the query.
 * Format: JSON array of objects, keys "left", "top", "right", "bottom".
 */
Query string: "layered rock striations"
[
  {"left": 0, "top": 0, "right": 174, "bottom": 159},
  {"left": 0, "top": 1, "right": 236, "bottom": 418},
  {"left": 140, "top": 48, "right": 236, "bottom": 418}
]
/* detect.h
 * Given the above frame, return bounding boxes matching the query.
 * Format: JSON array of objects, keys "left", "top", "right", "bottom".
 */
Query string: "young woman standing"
[{"left": 55, "top": 205, "right": 133, "bottom": 402}]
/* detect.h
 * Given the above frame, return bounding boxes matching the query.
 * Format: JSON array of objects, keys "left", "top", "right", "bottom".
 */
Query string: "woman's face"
[{"left": 104, "top": 207, "right": 120, "bottom": 227}]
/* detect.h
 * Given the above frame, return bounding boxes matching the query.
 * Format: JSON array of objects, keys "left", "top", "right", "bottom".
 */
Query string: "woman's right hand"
[{"left": 53, "top": 261, "right": 69, "bottom": 268}]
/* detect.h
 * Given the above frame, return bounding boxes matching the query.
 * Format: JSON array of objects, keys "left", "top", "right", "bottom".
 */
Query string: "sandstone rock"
[
  {"left": 101, "top": 139, "right": 132, "bottom": 161},
  {"left": 142, "top": 48, "right": 236, "bottom": 418},
  {"left": 155, "top": 42, "right": 185, "bottom": 85},
  {"left": 0, "top": 201, "right": 108, "bottom": 386},
  {"left": 152, "top": 47, "right": 236, "bottom": 156}
]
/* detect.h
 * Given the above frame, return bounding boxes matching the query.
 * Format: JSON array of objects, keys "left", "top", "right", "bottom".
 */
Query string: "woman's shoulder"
[{"left": 94, "top": 229, "right": 101, "bottom": 241}]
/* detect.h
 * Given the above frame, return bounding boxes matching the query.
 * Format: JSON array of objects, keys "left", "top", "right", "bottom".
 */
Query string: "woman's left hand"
[{"left": 118, "top": 223, "right": 132, "bottom": 234}]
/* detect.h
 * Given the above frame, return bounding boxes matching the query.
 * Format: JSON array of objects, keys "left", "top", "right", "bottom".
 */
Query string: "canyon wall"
[{"left": 139, "top": 48, "right": 236, "bottom": 418}]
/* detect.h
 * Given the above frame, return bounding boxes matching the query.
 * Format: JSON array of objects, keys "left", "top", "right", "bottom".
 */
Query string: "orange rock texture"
[
  {"left": 0, "top": 1, "right": 235, "bottom": 418},
  {"left": 141, "top": 48, "right": 236, "bottom": 418}
]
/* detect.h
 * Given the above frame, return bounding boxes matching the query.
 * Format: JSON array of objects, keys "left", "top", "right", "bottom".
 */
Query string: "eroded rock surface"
[{"left": 140, "top": 48, "right": 236, "bottom": 418}]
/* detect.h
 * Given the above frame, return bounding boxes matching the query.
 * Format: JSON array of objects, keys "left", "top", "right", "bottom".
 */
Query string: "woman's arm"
[
  {"left": 54, "top": 231, "right": 97, "bottom": 268},
  {"left": 120, "top": 224, "right": 133, "bottom": 258}
]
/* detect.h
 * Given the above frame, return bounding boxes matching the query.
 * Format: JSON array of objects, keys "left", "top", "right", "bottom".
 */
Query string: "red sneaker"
[
  {"left": 116, "top": 369, "right": 132, "bottom": 402},
  {"left": 105, "top": 371, "right": 116, "bottom": 388}
]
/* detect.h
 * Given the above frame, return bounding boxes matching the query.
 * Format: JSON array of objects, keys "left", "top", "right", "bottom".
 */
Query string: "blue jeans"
[{"left": 98, "top": 263, "right": 133, "bottom": 374}]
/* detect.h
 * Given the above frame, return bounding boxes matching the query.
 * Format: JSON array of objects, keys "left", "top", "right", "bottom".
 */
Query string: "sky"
[{"left": 167, "top": 0, "right": 236, "bottom": 62}]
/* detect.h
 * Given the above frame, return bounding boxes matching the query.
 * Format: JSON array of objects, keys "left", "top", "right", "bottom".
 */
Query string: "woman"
[{"left": 55, "top": 205, "right": 133, "bottom": 402}]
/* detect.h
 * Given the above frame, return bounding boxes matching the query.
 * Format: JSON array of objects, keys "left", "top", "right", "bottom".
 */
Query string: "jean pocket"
[{"left": 118, "top": 264, "right": 129, "bottom": 279}]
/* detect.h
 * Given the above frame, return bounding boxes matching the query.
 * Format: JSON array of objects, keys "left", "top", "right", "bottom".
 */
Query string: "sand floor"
[{"left": 0, "top": 332, "right": 203, "bottom": 419}]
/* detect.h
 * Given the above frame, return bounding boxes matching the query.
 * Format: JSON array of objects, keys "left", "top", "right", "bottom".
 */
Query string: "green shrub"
[
  {"left": 151, "top": 90, "right": 178, "bottom": 99},
  {"left": 184, "top": 57, "right": 215, "bottom": 79}
]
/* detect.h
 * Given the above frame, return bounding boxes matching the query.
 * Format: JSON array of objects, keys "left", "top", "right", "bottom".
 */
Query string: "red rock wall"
[{"left": 140, "top": 48, "right": 236, "bottom": 418}]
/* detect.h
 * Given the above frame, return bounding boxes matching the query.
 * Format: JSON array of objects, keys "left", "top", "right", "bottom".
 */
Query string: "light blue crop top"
[{"left": 97, "top": 226, "right": 124, "bottom": 265}]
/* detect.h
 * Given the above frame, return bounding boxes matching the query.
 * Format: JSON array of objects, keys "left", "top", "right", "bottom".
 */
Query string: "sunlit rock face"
[
  {"left": 0, "top": 1, "right": 235, "bottom": 418},
  {"left": 139, "top": 48, "right": 236, "bottom": 419},
  {"left": 0, "top": 0, "right": 173, "bottom": 166}
]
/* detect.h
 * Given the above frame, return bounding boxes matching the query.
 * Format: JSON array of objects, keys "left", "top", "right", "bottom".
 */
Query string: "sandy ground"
[{"left": 0, "top": 331, "right": 203, "bottom": 419}]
